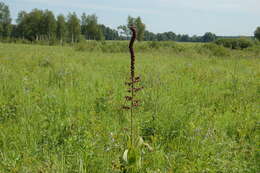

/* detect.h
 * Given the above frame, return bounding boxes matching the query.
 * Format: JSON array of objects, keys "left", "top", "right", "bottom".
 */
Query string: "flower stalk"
[{"left": 123, "top": 26, "right": 143, "bottom": 145}]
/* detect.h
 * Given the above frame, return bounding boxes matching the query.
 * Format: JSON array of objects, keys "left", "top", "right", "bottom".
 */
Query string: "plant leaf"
[{"left": 123, "top": 149, "right": 128, "bottom": 162}]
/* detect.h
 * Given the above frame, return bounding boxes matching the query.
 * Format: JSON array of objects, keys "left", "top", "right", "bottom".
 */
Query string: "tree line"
[
  {"left": 0, "top": 2, "right": 259, "bottom": 44},
  {"left": 0, "top": 2, "right": 121, "bottom": 43},
  {"left": 12, "top": 10, "right": 121, "bottom": 43}
]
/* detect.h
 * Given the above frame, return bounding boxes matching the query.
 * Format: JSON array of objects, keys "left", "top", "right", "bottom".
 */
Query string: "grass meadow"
[{"left": 0, "top": 42, "right": 259, "bottom": 172}]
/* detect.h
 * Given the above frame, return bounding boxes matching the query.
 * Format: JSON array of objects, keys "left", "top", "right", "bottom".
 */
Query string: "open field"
[{"left": 0, "top": 43, "right": 259, "bottom": 172}]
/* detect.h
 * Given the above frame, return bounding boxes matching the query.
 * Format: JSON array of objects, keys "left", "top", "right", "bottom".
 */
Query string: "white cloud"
[
  {"left": 8, "top": 0, "right": 260, "bottom": 35},
  {"left": 13, "top": 0, "right": 260, "bottom": 15},
  {"left": 156, "top": 0, "right": 260, "bottom": 14},
  {"left": 18, "top": 0, "right": 159, "bottom": 14}
]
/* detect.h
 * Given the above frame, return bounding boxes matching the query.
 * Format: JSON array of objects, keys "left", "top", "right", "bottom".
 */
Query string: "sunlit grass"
[{"left": 0, "top": 43, "right": 259, "bottom": 172}]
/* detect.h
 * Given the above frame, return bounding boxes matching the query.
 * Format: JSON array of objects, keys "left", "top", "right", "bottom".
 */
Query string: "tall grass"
[{"left": 0, "top": 42, "right": 259, "bottom": 172}]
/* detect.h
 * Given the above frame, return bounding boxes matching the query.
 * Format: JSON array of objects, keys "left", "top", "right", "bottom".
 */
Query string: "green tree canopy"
[
  {"left": 21, "top": 9, "right": 44, "bottom": 41},
  {"left": 118, "top": 16, "right": 146, "bottom": 41},
  {"left": 254, "top": 27, "right": 260, "bottom": 41},
  {"left": 84, "top": 14, "right": 104, "bottom": 40},
  {"left": 202, "top": 32, "right": 217, "bottom": 42},
  {"left": 16, "top": 11, "right": 27, "bottom": 39},
  {"left": 81, "top": 13, "right": 88, "bottom": 37},
  {"left": 67, "top": 12, "right": 81, "bottom": 43},
  {"left": 42, "top": 10, "right": 57, "bottom": 40},
  {"left": 100, "top": 24, "right": 119, "bottom": 40},
  {"left": 56, "top": 14, "right": 66, "bottom": 44},
  {"left": 0, "top": 2, "right": 12, "bottom": 38},
  {"left": 135, "top": 17, "right": 145, "bottom": 41},
  {"left": 117, "top": 25, "right": 130, "bottom": 39}
]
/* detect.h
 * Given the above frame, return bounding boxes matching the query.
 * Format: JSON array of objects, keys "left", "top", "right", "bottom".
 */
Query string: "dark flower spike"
[
  {"left": 133, "top": 87, "right": 144, "bottom": 92},
  {"left": 125, "top": 96, "right": 133, "bottom": 101},
  {"left": 125, "top": 78, "right": 141, "bottom": 86},
  {"left": 122, "top": 25, "right": 144, "bottom": 145},
  {"left": 128, "top": 76, "right": 141, "bottom": 81},
  {"left": 133, "top": 101, "right": 140, "bottom": 107},
  {"left": 127, "top": 87, "right": 144, "bottom": 93},
  {"left": 133, "top": 100, "right": 140, "bottom": 105},
  {"left": 133, "top": 103, "right": 140, "bottom": 107},
  {"left": 135, "top": 76, "right": 141, "bottom": 81},
  {"left": 122, "top": 106, "right": 130, "bottom": 110}
]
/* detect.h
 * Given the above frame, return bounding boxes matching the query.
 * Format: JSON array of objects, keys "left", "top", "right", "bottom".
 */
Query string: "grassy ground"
[{"left": 0, "top": 43, "right": 259, "bottom": 172}]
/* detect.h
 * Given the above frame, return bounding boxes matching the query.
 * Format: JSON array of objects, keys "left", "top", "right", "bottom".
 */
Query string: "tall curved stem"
[{"left": 129, "top": 26, "right": 136, "bottom": 145}]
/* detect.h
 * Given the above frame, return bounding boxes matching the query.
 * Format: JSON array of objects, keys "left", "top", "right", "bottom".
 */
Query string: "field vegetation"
[{"left": 0, "top": 42, "right": 259, "bottom": 172}]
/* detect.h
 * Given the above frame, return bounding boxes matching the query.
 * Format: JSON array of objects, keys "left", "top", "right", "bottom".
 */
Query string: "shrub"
[
  {"left": 254, "top": 26, "right": 260, "bottom": 41},
  {"left": 75, "top": 41, "right": 101, "bottom": 52},
  {"left": 147, "top": 41, "right": 186, "bottom": 52},
  {"left": 198, "top": 43, "right": 230, "bottom": 57},
  {"left": 148, "top": 41, "right": 161, "bottom": 49},
  {"left": 215, "top": 38, "right": 254, "bottom": 49},
  {"left": 245, "top": 45, "right": 260, "bottom": 56}
]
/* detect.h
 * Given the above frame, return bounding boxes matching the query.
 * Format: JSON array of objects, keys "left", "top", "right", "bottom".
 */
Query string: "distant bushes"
[
  {"left": 75, "top": 41, "right": 187, "bottom": 53},
  {"left": 255, "top": 40, "right": 260, "bottom": 45},
  {"left": 197, "top": 43, "right": 230, "bottom": 57},
  {"left": 3, "top": 38, "right": 256, "bottom": 58},
  {"left": 244, "top": 45, "right": 260, "bottom": 56},
  {"left": 215, "top": 38, "right": 254, "bottom": 49},
  {"left": 75, "top": 41, "right": 128, "bottom": 53},
  {"left": 76, "top": 40, "right": 253, "bottom": 57},
  {"left": 147, "top": 41, "right": 187, "bottom": 52},
  {"left": 75, "top": 40, "right": 234, "bottom": 57},
  {"left": 0, "top": 38, "right": 63, "bottom": 46}
]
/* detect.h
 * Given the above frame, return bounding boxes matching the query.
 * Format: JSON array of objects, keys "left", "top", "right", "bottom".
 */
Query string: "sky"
[{"left": 4, "top": 0, "right": 260, "bottom": 36}]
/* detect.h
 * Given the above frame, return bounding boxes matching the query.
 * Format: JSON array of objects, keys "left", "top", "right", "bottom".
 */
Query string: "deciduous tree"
[
  {"left": 81, "top": 13, "right": 88, "bottom": 38},
  {"left": 135, "top": 17, "right": 145, "bottom": 41},
  {"left": 0, "top": 2, "right": 12, "bottom": 38},
  {"left": 56, "top": 14, "right": 66, "bottom": 44},
  {"left": 254, "top": 27, "right": 260, "bottom": 41},
  {"left": 16, "top": 11, "right": 27, "bottom": 39},
  {"left": 85, "top": 14, "right": 104, "bottom": 40},
  {"left": 67, "top": 12, "right": 81, "bottom": 43},
  {"left": 25, "top": 9, "right": 44, "bottom": 41},
  {"left": 42, "top": 10, "right": 57, "bottom": 40},
  {"left": 201, "top": 32, "right": 217, "bottom": 42},
  {"left": 118, "top": 16, "right": 146, "bottom": 41}
]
